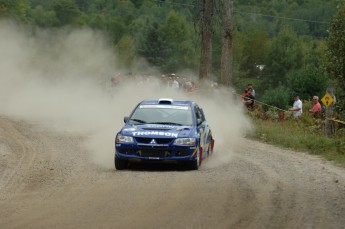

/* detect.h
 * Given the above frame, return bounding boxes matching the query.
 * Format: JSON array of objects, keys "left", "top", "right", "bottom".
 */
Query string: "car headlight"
[
  {"left": 116, "top": 134, "right": 134, "bottom": 143},
  {"left": 174, "top": 138, "right": 196, "bottom": 146}
]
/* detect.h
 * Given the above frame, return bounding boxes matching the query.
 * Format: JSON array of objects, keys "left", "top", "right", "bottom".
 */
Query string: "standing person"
[
  {"left": 111, "top": 73, "right": 121, "bottom": 87},
  {"left": 309, "top": 96, "right": 322, "bottom": 118},
  {"left": 247, "top": 84, "right": 255, "bottom": 97},
  {"left": 171, "top": 74, "right": 180, "bottom": 89},
  {"left": 289, "top": 95, "right": 303, "bottom": 120}
]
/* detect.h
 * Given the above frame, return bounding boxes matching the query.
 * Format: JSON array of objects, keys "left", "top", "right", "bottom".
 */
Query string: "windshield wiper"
[
  {"left": 129, "top": 118, "right": 147, "bottom": 124},
  {"left": 150, "top": 122, "right": 183, "bottom": 126}
]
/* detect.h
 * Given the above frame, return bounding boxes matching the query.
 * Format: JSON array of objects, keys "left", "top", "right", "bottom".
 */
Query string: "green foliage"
[
  {"left": 0, "top": 0, "right": 30, "bottom": 22},
  {"left": 237, "top": 30, "right": 269, "bottom": 78},
  {"left": 325, "top": 2, "right": 345, "bottom": 113},
  {"left": 159, "top": 10, "right": 199, "bottom": 72},
  {"left": 52, "top": 0, "right": 81, "bottom": 26},
  {"left": 249, "top": 118, "right": 345, "bottom": 164},
  {"left": 261, "top": 86, "right": 291, "bottom": 110},
  {"left": 29, "top": 5, "right": 58, "bottom": 27},
  {"left": 115, "top": 35, "right": 135, "bottom": 69},
  {"left": 286, "top": 64, "right": 329, "bottom": 100},
  {"left": 326, "top": 2, "right": 345, "bottom": 86},
  {"left": 265, "top": 26, "right": 303, "bottom": 87},
  {"left": 137, "top": 22, "right": 168, "bottom": 68}
]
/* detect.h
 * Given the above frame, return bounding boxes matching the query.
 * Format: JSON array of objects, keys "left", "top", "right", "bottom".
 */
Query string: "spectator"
[
  {"left": 247, "top": 83, "right": 255, "bottom": 97},
  {"left": 168, "top": 75, "right": 174, "bottom": 88},
  {"left": 289, "top": 95, "right": 303, "bottom": 120},
  {"left": 211, "top": 82, "right": 218, "bottom": 92},
  {"left": 111, "top": 73, "right": 121, "bottom": 87},
  {"left": 241, "top": 89, "right": 248, "bottom": 103},
  {"left": 171, "top": 74, "right": 180, "bottom": 89},
  {"left": 309, "top": 96, "right": 322, "bottom": 118},
  {"left": 243, "top": 89, "right": 255, "bottom": 109}
]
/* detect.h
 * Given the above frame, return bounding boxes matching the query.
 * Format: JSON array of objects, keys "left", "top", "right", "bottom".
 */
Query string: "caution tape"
[
  {"left": 231, "top": 91, "right": 290, "bottom": 113},
  {"left": 326, "top": 118, "right": 345, "bottom": 125}
]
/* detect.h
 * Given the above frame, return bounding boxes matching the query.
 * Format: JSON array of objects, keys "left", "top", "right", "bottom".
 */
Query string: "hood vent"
[{"left": 158, "top": 98, "right": 173, "bottom": 104}]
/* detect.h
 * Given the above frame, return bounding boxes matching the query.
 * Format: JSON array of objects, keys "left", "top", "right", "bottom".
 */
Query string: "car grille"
[
  {"left": 119, "top": 148, "right": 190, "bottom": 157},
  {"left": 140, "top": 150, "right": 170, "bottom": 157},
  {"left": 135, "top": 137, "right": 173, "bottom": 144},
  {"left": 138, "top": 144, "right": 169, "bottom": 149}
]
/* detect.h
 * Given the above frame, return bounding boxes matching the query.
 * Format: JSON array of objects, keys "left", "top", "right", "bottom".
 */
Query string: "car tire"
[
  {"left": 115, "top": 158, "right": 128, "bottom": 170},
  {"left": 187, "top": 146, "right": 202, "bottom": 170},
  {"left": 207, "top": 138, "right": 213, "bottom": 156}
]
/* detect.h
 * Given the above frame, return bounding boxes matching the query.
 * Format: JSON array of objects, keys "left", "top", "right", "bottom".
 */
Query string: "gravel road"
[{"left": 1, "top": 115, "right": 345, "bottom": 229}]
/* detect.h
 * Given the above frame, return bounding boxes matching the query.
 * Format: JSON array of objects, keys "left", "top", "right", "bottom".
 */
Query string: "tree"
[
  {"left": 325, "top": 2, "right": 345, "bottom": 114},
  {"left": 325, "top": 2, "right": 345, "bottom": 88},
  {"left": 265, "top": 26, "right": 303, "bottom": 87},
  {"left": 199, "top": 0, "right": 215, "bottom": 81},
  {"left": 29, "top": 5, "right": 58, "bottom": 27},
  {"left": 137, "top": 23, "right": 167, "bottom": 69},
  {"left": 0, "top": 0, "right": 30, "bottom": 22},
  {"left": 160, "top": 10, "right": 198, "bottom": 72},
  {"left": 238, "top": 30, "right": 269, "bottom": 78},
  {"left": 286, "top": 64, "right": 329, "bottom": 100},
  {"left": 116, "top": 35, "right": 135, "bottom": 69},
  {"left": 220, "top": 0, "right": 233, "bottom": 86},
  {"left": 53, "top": 0, "right": 80, "bottom": 26}
]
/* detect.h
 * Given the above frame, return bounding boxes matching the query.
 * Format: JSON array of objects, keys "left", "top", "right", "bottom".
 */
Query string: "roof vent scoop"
[{"left": 158, "top": 98, "right": 173, "bottom": 104}]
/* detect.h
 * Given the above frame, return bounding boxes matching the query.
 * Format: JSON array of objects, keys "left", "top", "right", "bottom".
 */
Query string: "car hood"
[{"left": 120, "top": 124, "right": 195, "bottom": 138}]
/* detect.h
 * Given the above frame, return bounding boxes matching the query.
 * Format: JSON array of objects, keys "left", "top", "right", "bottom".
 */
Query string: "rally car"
[{"left": 114, "top": 98, "right": 215, "bottom": 170}]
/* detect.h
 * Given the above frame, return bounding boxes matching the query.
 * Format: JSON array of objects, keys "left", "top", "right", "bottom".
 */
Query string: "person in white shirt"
[{"left": 289, "top": 95, "right": 303, "bottom": 120}]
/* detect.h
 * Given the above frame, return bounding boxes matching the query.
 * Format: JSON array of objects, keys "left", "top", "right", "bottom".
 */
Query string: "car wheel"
[
  {"left": 115, "top": 157, "right": 128, "bottom": 170},
  {"left": 207, "top": 143, "right": 211, "bottom": 156},
  {"left": 187, "top": 146, "right": 202, "bottom": 170},
  {"left": 207, "top": 139, "right": 213, "bottom": 156}
]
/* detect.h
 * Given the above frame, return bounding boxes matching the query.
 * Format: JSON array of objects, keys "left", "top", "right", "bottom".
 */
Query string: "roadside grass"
[{"left": 247, "top": 114, "right": 345, "bottom": 166}]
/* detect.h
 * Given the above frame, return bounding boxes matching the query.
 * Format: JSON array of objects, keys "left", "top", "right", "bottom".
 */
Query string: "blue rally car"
[{"left": 115, "top": 98, "right": 215, "bottom": 170}]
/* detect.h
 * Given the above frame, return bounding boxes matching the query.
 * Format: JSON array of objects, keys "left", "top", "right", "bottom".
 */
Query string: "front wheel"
[
  {"left": 207, "top": 138, "right": 214, "bottom": 156},
  {"left": 115, "top": 158, "right": 128, "bottom": 170},
  {"left": 187, "top": 147, "right": 202, "bottom": 170}
]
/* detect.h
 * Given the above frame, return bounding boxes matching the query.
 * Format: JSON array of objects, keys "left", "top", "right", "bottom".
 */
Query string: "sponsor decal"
[
  {"left": 133, "top": 131, "right": 178, "bottom": 138},
  {"left": 146, "top": 124, "right": 175, "bottom": 129},
  {"left": 176, "top": 126, "right": 191, "bottom": 131},
  {"left": 123, "top": 126, "right": 137, "bottom": 132}
]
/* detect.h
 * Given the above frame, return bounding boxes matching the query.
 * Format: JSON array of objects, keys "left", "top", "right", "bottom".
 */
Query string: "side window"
[
  {"left": 195, "top": 105, "right": 205, "bottom": 123},
  {"left": 194, "top": 106, "right": 200, "bottom": 120},
  {"left": 199, "top": 108, "right": 205, "bottom": 122}
]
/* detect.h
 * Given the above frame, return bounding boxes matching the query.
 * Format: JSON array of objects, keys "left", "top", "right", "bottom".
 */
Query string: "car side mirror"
[{"left": 124, "top": 116, "right": 129, "bottom": 123}]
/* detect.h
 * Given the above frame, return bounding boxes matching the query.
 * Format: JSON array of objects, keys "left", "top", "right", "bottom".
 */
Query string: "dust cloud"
[{"left": 0, "top": 20, "right": 253, "bottom": 169}]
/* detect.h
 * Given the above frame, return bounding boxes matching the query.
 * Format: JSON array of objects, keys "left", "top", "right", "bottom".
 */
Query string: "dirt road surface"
[{"left": 1, "top": 115, "right": 345, "bottom": 229}]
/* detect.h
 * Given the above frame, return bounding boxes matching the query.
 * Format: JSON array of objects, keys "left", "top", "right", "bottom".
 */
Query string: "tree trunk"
[
  {"left": 220, "top": 0, "right": 233, "bottom": 87},
  {"left": 199, "top": 0, "right": 215, "bottom": 82}
]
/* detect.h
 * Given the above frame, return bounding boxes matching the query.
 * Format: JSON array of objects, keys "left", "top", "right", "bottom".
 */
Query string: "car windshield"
[{"left": 129, "top": 105, "right": 193, "bottom": 126}]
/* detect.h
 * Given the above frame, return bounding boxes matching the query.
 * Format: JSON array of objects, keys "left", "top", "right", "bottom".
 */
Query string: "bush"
[
  {"left": 260, "top": 86, "right": 291, "bottom": 111},
  {"left": 286, "top": 64, "right": 329, "bottom": 100}
]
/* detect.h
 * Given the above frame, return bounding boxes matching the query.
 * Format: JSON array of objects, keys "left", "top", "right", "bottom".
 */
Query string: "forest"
[{"left": 1, "top": 0, "right": 344, "bottom": 117}]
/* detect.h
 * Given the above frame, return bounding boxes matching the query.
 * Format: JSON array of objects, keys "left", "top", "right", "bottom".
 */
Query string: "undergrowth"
[{"left": 247, "top": 106, "right": 345, "bottom": 166}]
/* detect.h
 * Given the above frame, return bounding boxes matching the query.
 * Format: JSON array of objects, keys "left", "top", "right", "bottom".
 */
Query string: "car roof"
[{"left": 139, "top": 98, "right": 194, "bottom": 106}]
